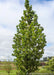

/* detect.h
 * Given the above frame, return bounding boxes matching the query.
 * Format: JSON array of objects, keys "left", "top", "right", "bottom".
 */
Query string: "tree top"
[{"left": 25, "top": 0, "right": 29, "bottom": 9}]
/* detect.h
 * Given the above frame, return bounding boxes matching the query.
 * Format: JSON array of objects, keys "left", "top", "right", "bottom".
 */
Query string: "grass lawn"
[
  {"left": 0, "top": 61, "right": 16, "bottom": 75},
  {"left": 0, "top": 69, "right": 54, "bottom": 75},
  {"left": 0, "top": 70, "right": 17, "bottom": 75}
]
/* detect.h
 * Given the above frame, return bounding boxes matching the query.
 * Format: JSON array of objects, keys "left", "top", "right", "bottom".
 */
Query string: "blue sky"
[
  {"left": 19, "top": 0, "right": 53, "bottom": 4},
  {"left": 0, "top": 0, "right": 54, "bottom": 60}
]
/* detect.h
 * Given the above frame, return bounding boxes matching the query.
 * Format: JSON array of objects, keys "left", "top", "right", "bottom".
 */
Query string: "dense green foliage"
[
  {"left": 46, "top": 57, "right": 54, "bottom": 72},
  {"left": 12, "top": 0, "right": 46, "bottom": 74}
]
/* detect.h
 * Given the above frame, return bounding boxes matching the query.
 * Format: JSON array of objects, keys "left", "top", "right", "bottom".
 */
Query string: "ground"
[{"left": 0, "top": 61, "right": 54, "bottom": 75}]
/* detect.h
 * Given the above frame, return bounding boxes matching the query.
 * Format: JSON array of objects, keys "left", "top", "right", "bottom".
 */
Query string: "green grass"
[
  {"left": 0, "top": 69, "right": 54, "bottom": 75},
  {"left": 0, "top": 61, "right": 16, "bottom": 75},
  {"left": 0, "top": 70, "right": 17, "bottom": 75}
]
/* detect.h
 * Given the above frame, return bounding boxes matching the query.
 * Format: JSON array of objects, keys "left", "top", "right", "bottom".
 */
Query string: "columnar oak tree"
[{"left": 12, "top": 0, "right": 46, "bottom": 74}]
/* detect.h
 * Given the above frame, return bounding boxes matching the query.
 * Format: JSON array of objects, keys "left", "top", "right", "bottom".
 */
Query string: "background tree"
[
  {"left": 47, "top": 57, "right": 54, "bottom": 72},
  {"left": 12, "top": 0, "right": 46, "bottom": 74},
  {"left": 43, "top": 57, "right": 48, "bottom": 61}
]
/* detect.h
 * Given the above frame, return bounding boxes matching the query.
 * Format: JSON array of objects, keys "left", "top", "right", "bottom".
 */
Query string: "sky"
[{"left": 0, "top": 0, "right": 54, "bottom": 61}]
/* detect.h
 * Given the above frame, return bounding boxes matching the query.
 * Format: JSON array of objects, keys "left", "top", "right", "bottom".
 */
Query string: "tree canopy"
[{"left": 12, "top": 0, "right": 46, "bottom": 74}]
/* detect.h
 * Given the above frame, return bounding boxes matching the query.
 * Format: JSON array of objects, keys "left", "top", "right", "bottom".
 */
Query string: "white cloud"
[
  {"left": 0, "top": 0, "right": 24, "bottom": 29},
  {"left": 0, "top": 56, "right": 7, "bottom": 61},
  {"left": 0, "top": 0, "right": 24, "bottom": 59},
  {"left": 43, "top": 45, "right": 54, "bottom": 57}
]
